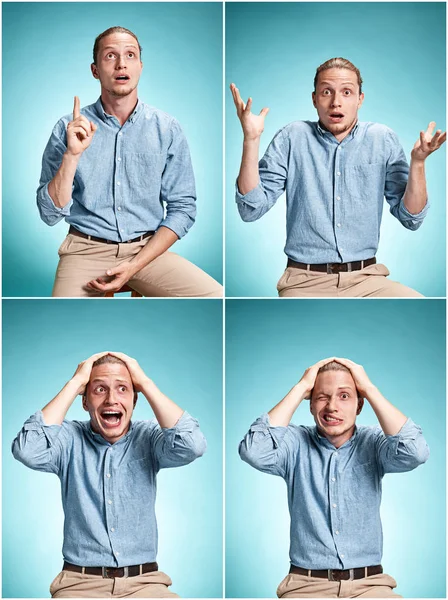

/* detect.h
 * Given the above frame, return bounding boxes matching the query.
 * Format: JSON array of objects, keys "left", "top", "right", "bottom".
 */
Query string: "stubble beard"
[
  {"left": 106, "top": 82, "right": 138, "bottom": 98},
  {"left": 324, "top": 114, "right": 358, "bottom": 138}
]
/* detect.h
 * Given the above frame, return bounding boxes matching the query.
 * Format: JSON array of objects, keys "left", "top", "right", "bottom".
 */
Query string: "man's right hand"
[
  {"left": 298, "top": 357, "right": 336, "bottom": 399},
  {"left": 230, "top": 83, "right": 269, "bottom": 141},
  {"left": 71, "top": 352, "right": 109, "bottom": 395},
  {"left": 66, "top": 96, "right": 97, "bottom": 156}
]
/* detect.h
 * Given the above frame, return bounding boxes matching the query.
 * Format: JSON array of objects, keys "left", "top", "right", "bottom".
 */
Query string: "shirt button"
[
  {"left": 111, "top": 528, "right": 115, "bottom": 532},
  {"left": 332, "top": 504, "right": 337, "bottom": 508},
  {"left": 117, "top": 157, "right": 121, "bottom": 162},
  {"left": 336, "top": 530, "right": 340, "bottom": 535},
  {"left": 118, "top": 132, "right": 123, "bottom": 136},
  {"left": 337, "top": 172, "right": 341, "bottom": 176},
  {"left": 336, "top": 196, "right": 341, "bottom": 200},
  {"left": 117, "top": 181, "right": 121, "bottom": 186},
  {"left": 337, "top": 223, "right": 341, "bottom": 228},
  {"left": 108, "top": 500, "right": 112, "bottom": 505},
  {"left": 117, "top": 207, "right": 121, "bottom": 211},
  {"left": 106, "top": 473, "right": 111, "bottom": 478},
  {"left": 341, "top": 554, "right": 345, "bottom": 559},
  {"left": 332, "top": 477, "right": 336, "bottom": 482},
  {"left": 116, "top": 552, "right": 120, "bottom": 556}
]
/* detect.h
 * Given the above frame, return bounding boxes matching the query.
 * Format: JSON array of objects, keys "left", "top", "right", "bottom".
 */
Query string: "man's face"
[
  {"left": 312, "top": 68, "right": 364, "bottom": 141},
  {"left": 83, "top": 363, "right": 136, "bottom": 444},
  {"left": 310, "top": 369, "right": 363, "bottom": 447},
  {"left": 91, "top": 32, "right": 143, "bottom": 98}
]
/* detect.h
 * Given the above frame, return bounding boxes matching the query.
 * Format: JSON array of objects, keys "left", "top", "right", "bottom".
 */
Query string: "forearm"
[
  {"left": 41, "top": 378, "right": 82, "bottom": 425},
  {"left": 237, "top": 138, "right": 261, "bottom": 195},
  {"left": 140, "top": 378, "right": 184, "bottom": 428},
  {"left": 47, "top": 152, "right": 80, "bottom": 209},
  {"left": 129, "top": 226, "right": 178, "bottom": 273},
  {"left": 268, "top": 382, "right": 308, "bottom": 427},
  {"left": 402, "top": 159, "right": 427, "bottom": 214},
  {"left": 365, "top": 386, "right": 407, "bottom": 436}
]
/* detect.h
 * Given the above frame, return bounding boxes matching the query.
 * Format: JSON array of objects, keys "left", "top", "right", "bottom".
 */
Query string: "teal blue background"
[
  {"left": 3, "top": 300, "right": 223, "bottom": 598},
  {"left": 226, "top": 299, "right": 445, "bottom": 597},
  {"left": 226, "top": 3, "right": 446, "bottom": 297},
  {"left": 2, "top": 2, "right": 223, "bottom": 296}
]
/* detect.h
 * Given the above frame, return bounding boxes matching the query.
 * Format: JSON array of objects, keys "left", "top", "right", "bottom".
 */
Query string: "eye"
[
  {"left": 106, "top": 53, "right": 115, "bottom": 59},
  {"left": 323, "top": 89, "right": 331, "bottom": 96},
  {"left": 341, "top": 393, "right": 350, "bottom": 399},
  {"left": 127, "top": 52, "right": 135, "bottom": 58},
  {"left": 95, "top": 386, "right": 106, "bottom": 393},
  {"left": 343, "top": 90, "right": 351, "bottom": 96},
  {"left": 119, "top": 385, "right": 128, "bottom": 392}
]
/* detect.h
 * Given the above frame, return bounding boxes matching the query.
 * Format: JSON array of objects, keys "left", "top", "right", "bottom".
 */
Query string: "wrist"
[
  {"left": 410, "top": 155, "right": 426, "bottom": 166},
  {"left": 243, "top": 135, "right": 262, "bottom": 144},
  {"left": 138, "top": 376, "right": 155, "bottom": 395},
  {"left": 294, "top": 380, "right": 311, "bottom": 401},
  {"left": 63, "top": 150, "right": 82, "bottom": 163},
  {"left": 70, "top": 375, "right": 87, "bottom": 396}
]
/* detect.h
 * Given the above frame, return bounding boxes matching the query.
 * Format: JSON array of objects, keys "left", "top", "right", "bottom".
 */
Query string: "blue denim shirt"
[
  {"left": 37, "top": 98, "right": 196, "bottom": 241},
  {"left": 236, "top": 121, "right": 429, "bottom": 264},
  {"left": 12, "top": 410, "right": 206, "bottom": 567},
  {"left": 239, "top": 413, "right": 429, "bottom": 570}
]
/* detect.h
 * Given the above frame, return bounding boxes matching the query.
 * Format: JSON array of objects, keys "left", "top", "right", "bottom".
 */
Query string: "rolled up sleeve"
[
  {"left": 150, "top": 411, "right": 206, "bottom": 469},
  {"left": 385, "top": 130, "right": 429, "bottom": 230},
  {"left": 11, "top": 410, "right": 68, "bottom": 474},
  {"left": 36, "top": 120, "right": 73, "bottom": 226},
  {"left": 159, "top": 119, "right": 196, "bottom": 239},
  {"left": 239, "top": 413, "right": 298, "bottom": 478},
  {"left": 236, "top": 128, "right": 288, "bottom": 222},
  {"left": 375, "top": 418, "right": 430, "bottom": 474}
]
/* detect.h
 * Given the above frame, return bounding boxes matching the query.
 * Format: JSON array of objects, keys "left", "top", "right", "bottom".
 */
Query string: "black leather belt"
[
  {"left": 63, "top": 560, "right": 158, "bottom": 579},
  {"left": 289, "top": 564, "right": 383, "bottom": 581},
  {"left": 287, "top": 257, "right": 376, "bottom": 274},
  {"left": 69, "top": 226, "right": 154, "bottom": 245}
]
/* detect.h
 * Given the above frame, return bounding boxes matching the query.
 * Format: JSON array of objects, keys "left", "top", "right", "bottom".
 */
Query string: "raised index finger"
[
  {"left": 73, "top": 96, "right": 81, "bottom": 120},
  {"left": 425, "top": 121, "right": 436, "bottom": 137}
]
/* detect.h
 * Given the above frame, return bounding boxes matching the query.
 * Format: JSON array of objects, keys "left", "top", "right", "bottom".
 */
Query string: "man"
[
  {"left": 231, "top": 57, "right": 446, "bottom": 297},
  {"left": 239, "top": 358, "right": 429, "bottom": 598},
  {"left": 37, "top": 26, "right": 222, "bottom": 297},
  {"left": 12, "top": 352, "right": 206, "bottom": 598}
]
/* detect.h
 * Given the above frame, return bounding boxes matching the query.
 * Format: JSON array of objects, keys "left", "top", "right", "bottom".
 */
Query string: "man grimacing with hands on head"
[
  {"left": 13, "top": 352, "right": 206, "bottom": 598},
  {"left": 239, "top": 358, "right": 429, "bottom": 598},
  {"left": 231, "top": 57, "right": 446, "bottom": 297},
  {"left": 38, "top": 26, "right": 222, "bottom": 297}
]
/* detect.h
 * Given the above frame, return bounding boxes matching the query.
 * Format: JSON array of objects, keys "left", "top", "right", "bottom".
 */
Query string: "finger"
[
  {"left": 90, "top": 121, "right": 98, "bottom": 133},
  {"left": 419, "top": 131, "right": 428, "bottom": 148},
  {"left": 430, "top": 130, "right": 443, "bottom": 148},
  {"left": 73, "top": 96, "right": 81, "bottom": 120},
  {"left": 69, "top": 122, "right": 91, "bottom": 138},
  {"left": 425, "top": 121, "right": 436, "bottom": 137},
  {"left": 245, "top": 97, "right": 252, "bottom": 113},
  {"left": 74, "top": 114, "right": 93, "bottom": 131},
  {"left": 438, "top": 131, "right": 447, "bottom": 146},
  {"left": 231, "top": 86, "right": 245, "bottom": 112},
  {"left": 105, "top": 266, "right": 121, "bottom": 277},
  {"left": 259, "top": 107, "right": 270, "bottom": 118}
]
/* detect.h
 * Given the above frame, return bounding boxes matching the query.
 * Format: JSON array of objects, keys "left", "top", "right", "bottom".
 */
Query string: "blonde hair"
[{"left": 314, "top": 57, "right": 363, "bottom": 93}]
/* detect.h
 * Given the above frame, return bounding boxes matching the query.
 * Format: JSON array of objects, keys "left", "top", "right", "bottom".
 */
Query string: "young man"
[
  {"left": 239, "top": 358, "right": 429, "bottom": 598},
  {"left": 12, "top": 352, "right": 206, "bottom": 598},
  {"left": 231, "top": 57, "right": 446, "bottom": 297},
  {"left": 38, "top": 26, "right": 222, "bottom": 297}
]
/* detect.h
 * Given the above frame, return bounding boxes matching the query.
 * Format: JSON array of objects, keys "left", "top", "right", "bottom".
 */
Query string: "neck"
[
  {"left": 318, "top": 425, "right": 356, "bottom": 449},
  {"left": 319, "top": 117, "right": 358, "bottom": 143},
  {"left": 100, "top": 89, "right": 139, "bottom": 126}
]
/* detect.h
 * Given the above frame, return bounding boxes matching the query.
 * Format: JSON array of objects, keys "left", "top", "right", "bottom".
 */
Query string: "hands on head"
[
  {"left": 230, "top": 83, "right": 269, "bottom": 141},
  {"left": 66, "top": 96, "right": 98, "bottom": 157},
  {"left": 412, "top": 121, "right": 446, "bottom": 162},
  {"left": 299, "top": 357, "right": 374, "bottom": 400},
  {"left": 72, "top": 351, "right": 149, "bottom": 395}
]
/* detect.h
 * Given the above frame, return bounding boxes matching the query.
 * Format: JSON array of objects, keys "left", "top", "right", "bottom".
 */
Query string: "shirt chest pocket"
[
  {"left": 343, "top": 461, "right": 379, "bottom": 500},
  {"left": 118, "top": 457, "right": 153, "bottom": 498},
  {"left": 345, "top": 163, "right": 385, "bottom": 202},
  {"left": 124, "top": 152, "right": 166, "bottom": 191}
]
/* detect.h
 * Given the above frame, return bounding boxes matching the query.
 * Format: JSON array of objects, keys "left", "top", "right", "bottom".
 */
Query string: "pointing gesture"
[
  {"left": 230, "top": 83, "right": 269, "bottom": 141},
  {"left": 66, "top": 96, "right": 98, "bottom": 156},
  {"left": 411, "top": 121, "right": 446, "bottom": 162}
]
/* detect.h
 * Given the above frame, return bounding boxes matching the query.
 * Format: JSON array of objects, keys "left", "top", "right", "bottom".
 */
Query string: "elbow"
[
  {"left": 414, "top": 442, "right": 430, "bottom": 467},
  {"left": 238, "top": 439, "right": 259, "bottom": 468},
  {"left": 237, "top": 202, "right": 263, "bottom": 223},
  {"left": 400, "top": 219, "right": 424, "bottom": 232}
]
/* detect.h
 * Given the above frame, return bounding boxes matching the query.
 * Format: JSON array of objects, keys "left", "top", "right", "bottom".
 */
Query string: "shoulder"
[
  {"left": 140, "top": 103, "right": 180, "bottom": 128},
  {"left": 355, "top": 424, "right": 384, "bottom": 442},
  {"left": 289, "top": 423, "right": 315, "bottom": 441},
  {"left": 274, "top": 120, "right": 317, "bottom": 139},
  {"left": 359, "top": 121, "right": 397, "bottom": 141}
]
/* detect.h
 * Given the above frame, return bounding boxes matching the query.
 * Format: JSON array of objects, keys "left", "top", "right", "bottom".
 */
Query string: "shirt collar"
[
  {"left": 88, "top": 420, "right": 135, "bottom": 446},
  {"left": 94, "top": 97, "right": 142, "bottom": 125},
  {"left": 316, "top": 119, "right": 360, "bottom": 142},
  {"left": 313, "top": 424, "right": 358, "bottom": 449}
]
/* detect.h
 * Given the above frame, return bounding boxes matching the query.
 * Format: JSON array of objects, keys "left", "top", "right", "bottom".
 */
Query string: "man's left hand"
[
  {"left": 411, "top": 121, "right": 446, "bottom": 162},
  {"left": 333, "top": 357, "right": 377, "bottom": 399},
  {"left": 107, "top": 352, "right": 150, "bottom": 392},
  {"left": 86, "top": 262, "right": 139, "bottom": 294}
]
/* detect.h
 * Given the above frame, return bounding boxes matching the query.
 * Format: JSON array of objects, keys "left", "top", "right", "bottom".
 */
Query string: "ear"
[
  {"left": 133, "top": 391, "right": 138, "bottom": 408},
  {"left": 358, "top": 92, "right": 365, "bottom": 109},
  {"left": 312, "top": 91, "right": 317, "bottom": 109},
  {"left": 91, "top": 63, "right": 100, "bottom": 80},
  {"left": 356, "top": 397, "right": 364, "bottom": 415},
  {"left": 82, "top": 393, "right": 88, "bottom": 412}
]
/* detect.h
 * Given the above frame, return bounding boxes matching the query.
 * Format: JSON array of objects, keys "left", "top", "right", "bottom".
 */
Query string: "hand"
[
  {"left": 66, "top": 96, "right": 98, "bottom": 156},
  {"left": 71, "top": 352, "right": 110, "bottom": 395},
  {"left": 332, "top": 358, "right": 376, "bottom": 398},
  {"left": 107, "top": 352, "right": 150, "bottom": 392},
  {"left": 298, "top": 357, "right": 336, "bottom": 399},
  {"left": 230, "top": 83, "right": 269, "bottom": 141},
  {"left": 86, "top": 261, "right": 139, "bottom": 294},
  {"left": 411, "top": 121, "right": 446, "bottom": 162}
]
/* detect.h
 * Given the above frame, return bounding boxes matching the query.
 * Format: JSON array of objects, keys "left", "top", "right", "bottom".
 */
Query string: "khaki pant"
[
  {"left": 277, "top": 572, "right": 402, "bottom": 598},
  {"left": 50, "top": 569, "right": 179, "bottom": 598},
  {"left": 277, "top": 263, "right": 423, "bottom": 298},
  {"left": 52, "top": 234, "right": 223, "bottom": 298}
]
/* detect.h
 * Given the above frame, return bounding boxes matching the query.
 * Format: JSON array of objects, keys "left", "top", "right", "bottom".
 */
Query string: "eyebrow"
[
  {"left": 90, "top": 378, "right": 130, "bottom": 384},
  {"left": 102, "top": 45, "right": 138, "bottom": 51},
  {"left": 319, "top": 81, "right": 356, "bottom": 87}
]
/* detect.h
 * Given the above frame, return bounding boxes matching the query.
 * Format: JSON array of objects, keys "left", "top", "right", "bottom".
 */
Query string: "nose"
[
  {"left": 330, "top": 93, "right": 342, "bottom": 108},
  {"left": 116, "top": 55, "right": 127, "bottom": 69},
  {"left": 326, "top": 396, "right": 338, "bottom": 411}
]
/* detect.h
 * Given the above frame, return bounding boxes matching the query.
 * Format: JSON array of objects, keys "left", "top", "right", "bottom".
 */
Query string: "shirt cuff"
[
  {"left": 23, "top": 410, "right": 63, "bottom": 444},
  {"left": 393, "top": 417, "right": 423, "bottom": 440},
  {"left": 161, "top": 411, "right": 199, "bottom": 447},
  {"left": 235, "top": 181, "right": 266, "bottom": 207},
  {"left": 398, "top": 198, "right": 429, "bottom": 224},
  {"left": 40, "top": 183, "right": 72, "bottom": 216},
  {"left": 159, "top": 213, "right": 194, "bottom": 239},
  {"left": 249, "top": 413, "right": 289, "bottom": 449}
]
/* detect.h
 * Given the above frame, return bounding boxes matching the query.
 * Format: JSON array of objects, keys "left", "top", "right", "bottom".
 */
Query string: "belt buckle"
[
  {"left": 102, "top": 566, "right": 129, "bottom": 579},
  {"left": 327, "top": 263, "right": 342, "bottom": 274}
]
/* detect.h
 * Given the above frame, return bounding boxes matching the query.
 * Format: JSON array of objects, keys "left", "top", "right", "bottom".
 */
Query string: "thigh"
[
  {"left": 128, "top": 252, "right": 223, "bottom": 298},
  {"left": 277, "top": 268, "right": 338, "bottom": 297},
  {"left": 52, "top": 235, "right": 117, "bottom": 298},
  {"left": 351, "top": 573, "right": 402, "bottom": 598},
  {"left": 341, "top": 264, "right": 423, "bottom": 298},
  {"left": 50, "top": 570, "right": 112, "bottom": 598},
  {"left": 277, "top": 573, "right": 339, "bottom": 598},
  {"left": 123, "top": 570, "right": 179, "bottom": 598}
]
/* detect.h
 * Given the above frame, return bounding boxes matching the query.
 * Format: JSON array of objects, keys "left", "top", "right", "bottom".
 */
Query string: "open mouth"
[
  {"left": 100, "top": 409, "right": 124, "bottom": 428},
  {"left": 115, "top": 75, "right": 130, "bottom": 83},
  {"left": 329, "top": 112, "right": 344, "bottom": 123},
  {"left": 322, "top": 414, "right": 343, "bottom": 426}
]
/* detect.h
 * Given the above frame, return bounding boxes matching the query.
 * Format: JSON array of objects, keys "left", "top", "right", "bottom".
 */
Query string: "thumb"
[
  {"left": 106, "top": 266, "right": 121, "bottom": 276},
  {"left": 91, "top": 121, "right": 98, "bottom": 133},
  {"left": 259, "top": 107, "right": 270, "bottom": 118}
]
